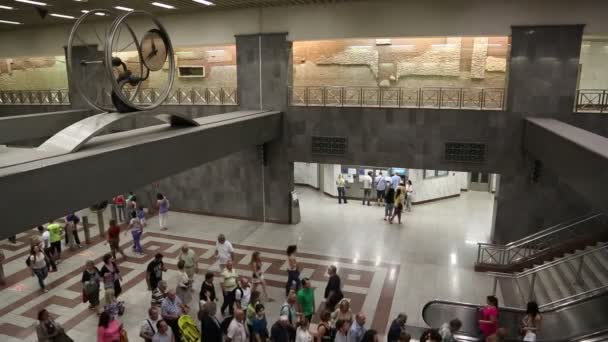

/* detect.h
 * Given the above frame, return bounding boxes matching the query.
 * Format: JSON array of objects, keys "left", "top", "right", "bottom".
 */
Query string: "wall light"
[
  {"left": 0, "top": 5, "right": 15, "bottom": 9},
  {"left": 192, "top": 0, "right": 215, "bottom": 5},
  {"left": 114, "top": 6, "right": 134, "bottom": 11},
  {"left": 50, "top": 13, "right": 76, "bottom": 19},
  {"left": 151, "top": 2, "right": 175, "bottom": 9},
  {"left": 15, "top": 0, "right": 47, "bottom": 5},
  {"left": 348, "top": 45, "right": 372, "bottom": 49},
  {"left": 0, "top": 19, "right": 21, "bottom": 24}
]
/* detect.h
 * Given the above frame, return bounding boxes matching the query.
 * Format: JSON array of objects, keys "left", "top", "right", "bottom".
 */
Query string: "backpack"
[
  {"left": 178, "top": 315, "right": 201, "bottom": 342},
  {"left": 221, "top": 316, "right": 233, "bottom": 335},
  {"left": 233, "top": 287, "right": 244, "bottom": 303},
  {"left": 25, "top": 255, "right": 31, "bottom": 267}
]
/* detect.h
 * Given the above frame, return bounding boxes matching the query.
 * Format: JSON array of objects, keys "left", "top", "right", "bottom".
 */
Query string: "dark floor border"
[{"left": 171, "top": 208, "right": 288, "bottom": 225}]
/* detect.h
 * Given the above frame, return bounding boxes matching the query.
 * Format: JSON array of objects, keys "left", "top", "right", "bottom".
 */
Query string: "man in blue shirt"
[
  {"left": 375, "top": 172, "right": 387, "bottom": 206},
  {"left": 348, "top": 313, "right": 366, "bottom": 342},
  {"left": 390, "top": 172, "right": 401, "bottom": 190}
]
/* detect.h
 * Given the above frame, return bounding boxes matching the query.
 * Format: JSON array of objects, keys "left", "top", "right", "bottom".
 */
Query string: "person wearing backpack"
[{"left": 28, "top": 244, "right": 49, "bottom": 293}]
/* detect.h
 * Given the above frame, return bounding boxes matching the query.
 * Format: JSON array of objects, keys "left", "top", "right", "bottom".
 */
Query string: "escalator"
[{"left": 422, "top": 292, "right": 608, "bottom": 341}]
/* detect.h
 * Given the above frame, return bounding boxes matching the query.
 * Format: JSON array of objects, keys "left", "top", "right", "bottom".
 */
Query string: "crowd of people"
[
  {"left": 336, "top": 171, "right": 413, "bottom": 225},
  {"left": 21, "top": 190, "right": 543, "bottom": 342}
]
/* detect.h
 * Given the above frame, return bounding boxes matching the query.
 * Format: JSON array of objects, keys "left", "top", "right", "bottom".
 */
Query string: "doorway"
[{"left": 469, "top": 172, "right": 490, "bottom": 192}]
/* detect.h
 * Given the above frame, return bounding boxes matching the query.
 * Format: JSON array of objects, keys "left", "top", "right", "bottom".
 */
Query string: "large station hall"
[{"left": 1, "top": 0, "right": 608, "bottom": 341}]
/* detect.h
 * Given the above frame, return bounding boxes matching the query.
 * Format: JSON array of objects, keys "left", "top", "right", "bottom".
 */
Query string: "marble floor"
[{"left": 0, "top": 186, "right": 496, "bottom": 341}]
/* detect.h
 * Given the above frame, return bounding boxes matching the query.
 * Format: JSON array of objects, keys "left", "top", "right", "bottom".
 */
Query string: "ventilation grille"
[
  {"left": 312, "top": 136, "right": 348, "bottom": 155},
  {"left": 445, "top": 142, "right": 486, "bottom": 163}
]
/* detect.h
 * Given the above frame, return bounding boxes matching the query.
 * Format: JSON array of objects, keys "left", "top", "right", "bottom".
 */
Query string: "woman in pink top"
[
  {"left": 479, "top": 295, "right": 499, "bottom": 339},
  {"left": 97, "top": 311, "right": 122, "bottom": 342}
]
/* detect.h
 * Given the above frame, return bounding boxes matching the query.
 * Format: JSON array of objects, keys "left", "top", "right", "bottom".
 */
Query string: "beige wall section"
[
  {"left": 0, "top": 56, "right": 68, "bottom": 90},
  {"left": 579, "top": 39, "right": 608, "bottom": 89},
  {"left": 0, "top": 0, "right": 607, "bottom": 58}
]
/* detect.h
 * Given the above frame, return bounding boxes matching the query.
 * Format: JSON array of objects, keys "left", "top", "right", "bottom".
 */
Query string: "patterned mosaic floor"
[{"left": 0, "top": 221, "right": 399, "bottom": 341}]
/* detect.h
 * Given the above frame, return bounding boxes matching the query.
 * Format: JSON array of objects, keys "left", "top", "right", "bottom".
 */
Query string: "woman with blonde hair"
[
  {"left": 331, "top": 298, "right": 353, "bottom": 326},
  {"left": 250, "top": 251, "right": 273, "bottom": 302}
]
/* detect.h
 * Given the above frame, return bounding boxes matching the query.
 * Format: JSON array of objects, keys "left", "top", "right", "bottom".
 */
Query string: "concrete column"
[
  {"left": 110, "top": 204, "right": 117, "bottom": 222},
  {"left": 82, "top": 216, "right": 91, "bottom": 244},
  {"left": 236, "top": 33, "right": 294, "bottom": 223},
  {"left": 493, "top": 25, "right": 588, "bottom": 243},
  {"left": 96, "top": 210, "right": 105, "bottom": 237}
]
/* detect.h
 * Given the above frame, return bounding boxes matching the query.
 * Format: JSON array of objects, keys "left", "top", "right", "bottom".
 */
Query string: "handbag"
[{"left": 120, "top": 328, "right": 129, "bottom": 342}]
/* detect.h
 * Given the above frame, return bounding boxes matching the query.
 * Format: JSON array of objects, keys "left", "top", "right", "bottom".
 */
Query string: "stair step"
[
  {"left": 538, "top": 267, "right": 566, "bottom": 303},
  {"left": 581, "top": 257, "right": 604, "bottom": 289},
  {"left": 586, "top": 252, "right": 608, "bottom": 285},
  {"left": 552, "top": 262, "right": 579, "bottom": 296}
]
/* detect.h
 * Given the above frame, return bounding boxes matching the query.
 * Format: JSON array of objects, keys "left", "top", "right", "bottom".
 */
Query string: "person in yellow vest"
[{"left": 47, "top": 220, "right": 63, "bottom": 262}]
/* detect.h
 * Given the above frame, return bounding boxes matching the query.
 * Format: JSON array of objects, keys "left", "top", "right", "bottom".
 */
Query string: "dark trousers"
[
  {"left": 50, "top": 241, "right": 62, "bottom": 258},
  {"left": 391, "top": 206, "right": 402, "bottom": 223},
  {"left": 362, "top": 189, "right": 371, "bottom": 205},
  {"left": 285, "top": 270, "right": 301, "bottom": 296},
  {"left": 337, "top": 187, "right": 347, "bottom": 203},
  {"left": 33, "top": 266, "right": 48, "bottom": 289},
  {"left": 166, "top": 318, "right": 182, "bottom": 342},
  {"left": 43, "top": 247, "right": 57, "bottom": 271},
  {"left": 221, "top": 291, "right": 235, "bottom": 315}
]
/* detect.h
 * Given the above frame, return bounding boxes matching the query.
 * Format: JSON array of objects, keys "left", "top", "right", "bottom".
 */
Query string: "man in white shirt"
[
  {"left": 227, "top": 309, "right": 249, "bottom": 342},
  {"left": 361, "top": 172, "right": 373, "bottom": 206},
  {"left": 214, "top": 234, "right": 235, "bottom": 271},
  {"left": 139, "top": 306, "right": 160, "bottom": 342},
  {"left": 375, "top": 172, "right": 387, "bottom": 206},
  {"left": 234, "top": 277, "right": 251, "bottom": 309}
]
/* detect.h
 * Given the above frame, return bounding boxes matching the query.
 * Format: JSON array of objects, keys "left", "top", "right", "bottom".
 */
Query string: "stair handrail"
[
  {"left": 476, "top": 212, "right": 605, "bottom": 266},
  {"left": 487, "top": 242, "right": 607, "bottom": 279},
  {"left": 487, "top": 243, "right": 608, "bottom": 309}
]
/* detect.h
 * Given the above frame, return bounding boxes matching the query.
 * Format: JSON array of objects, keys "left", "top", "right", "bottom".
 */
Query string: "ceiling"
[{"left": 0, "top": 0, "right": 365, "bottom": 29}]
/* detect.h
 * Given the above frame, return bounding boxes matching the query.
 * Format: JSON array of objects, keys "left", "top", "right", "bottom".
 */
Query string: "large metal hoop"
[
  {"left": 105, "top": 10, "right": 175, "bottom": 111},
  {"left": 66, "top": 9, "right": 118, "bottom": 112}
]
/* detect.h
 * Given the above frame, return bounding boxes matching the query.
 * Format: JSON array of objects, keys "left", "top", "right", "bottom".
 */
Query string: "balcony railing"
[
  {"left": 0, "top": 89, "right": 70, "bottom": 105},
  {"left": 290, "top": 86, "right": 505, "bottom": 110},
  {"left": 575, "top": 89, "right": 608, "bottom": 113},
  {"left": 100, "top": 87, "right": 238, "bottom": 107}
]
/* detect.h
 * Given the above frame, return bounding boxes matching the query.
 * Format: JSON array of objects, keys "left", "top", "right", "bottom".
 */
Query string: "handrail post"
[
  {"left": 529, "top": 273, "right": 537, "bottom": 301},
  {"left": 477, "top": 244, "right": 482, "bottom": 263},
  {"left": 438, "top": 88, "right": 443, "bottom": 109},
  {"left": 341, "top": 87, "right": 345, "bottom": 107},
  {"left": 492, "top": 277, "right": 498, "bottom": 296},
  {"left": 576, "top": 255, "right": 585, "bottom": 285}
]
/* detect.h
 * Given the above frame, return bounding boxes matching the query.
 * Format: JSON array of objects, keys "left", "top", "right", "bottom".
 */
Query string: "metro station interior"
[{"left": 1, "top": 0, "right": 608, "bottom": 341}]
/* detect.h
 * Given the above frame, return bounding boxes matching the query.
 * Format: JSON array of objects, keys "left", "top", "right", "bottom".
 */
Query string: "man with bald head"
[
  {"left": 348, "top": 312, "right": 367, "bottom": 342},
  {"left": 227, "top": 308, "right": 249, "bottom": 342}
]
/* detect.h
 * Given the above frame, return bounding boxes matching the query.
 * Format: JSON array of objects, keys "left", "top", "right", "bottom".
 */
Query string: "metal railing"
[
  {"left": 100, "top": 87, "right": 238, "bottom": 106},
  {"left": 489, "top": 243, "right": 608, "bottom": 310},
  {"left": 476, "top": 213, "right": 607, "bottom": 268},
  {"left": 575, "top": 89, "right": 608, "bottom": 113},
  {"left": 0, "top": 89, "right": 70, "bottom": 105},
  {"left": 289, "top": 86, "right": 505, "bottom": 110}
]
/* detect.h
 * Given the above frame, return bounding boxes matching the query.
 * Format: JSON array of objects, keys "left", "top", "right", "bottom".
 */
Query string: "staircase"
[
  {"left": 492, "top": 242, "right": 608, "bottom": 309},
  {"left": 475, "top": 213, "right": 608, "bottom": 273}
]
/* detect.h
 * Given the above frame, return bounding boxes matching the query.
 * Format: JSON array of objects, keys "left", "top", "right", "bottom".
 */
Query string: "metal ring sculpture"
[{"left": 67, "top": 9, "right": 175, "bottom": 112}]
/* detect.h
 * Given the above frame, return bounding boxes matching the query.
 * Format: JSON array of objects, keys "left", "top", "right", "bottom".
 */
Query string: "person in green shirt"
[
  {"left": 297, "top": 278, "right": 315, "bottom": 322},
  {"left": 47, "top": 221, "right": 63, "bottom": 261}
]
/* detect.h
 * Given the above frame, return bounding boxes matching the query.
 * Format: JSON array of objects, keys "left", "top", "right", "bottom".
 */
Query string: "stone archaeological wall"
[{"left": 293, "top": 36, "right": 509, "bottom": 89}]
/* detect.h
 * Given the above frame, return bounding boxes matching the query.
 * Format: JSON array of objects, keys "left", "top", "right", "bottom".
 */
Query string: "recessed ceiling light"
[
  {"left": 0, "top": 5, "right": 15, "bottom": 9},
  {"left": 14, "top": 0, "right": 47, "bottom": 5},
  {"left": 192, "top": 0, "right": 214, "bottom": 5},
  {"left": 50, "top": 13, "right": 76, "bottom": 19},
  {"left": 114, "top": 6, "right": 134, "bottom": 11},
  {"left": 151, "top": 2, "right": 175, "bottom": 9},
  {"left": 0, "top": 19, "right": 21, "bottom": 24},
  {"left": 81, "top": 10, "right": 106, "bottom": 16}
]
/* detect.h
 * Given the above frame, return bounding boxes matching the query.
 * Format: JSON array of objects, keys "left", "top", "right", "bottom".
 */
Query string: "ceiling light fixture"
[
  {"left": 50, "top": 13, "right": 76, "bottom": 19},
  {"left": 151, "top": 2, "right": 175, "bottom": 9},
  {"left": 114, "top": 6, "right": 134, "bottom": 11},
  {"left": 0, "top": 19, "right": 21, "bottom": 24},
  {"left": 14, "top": 0, "right": 47, "bottom": 5},
  {"left": 0, "top": 5, "right": 15, "bottom": 9},
  {"left": 192, "top": 0, "right": 215, "bottom": 5},
  {"left": 81, "top": 10, "right": 105, "bottom": 16}
]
